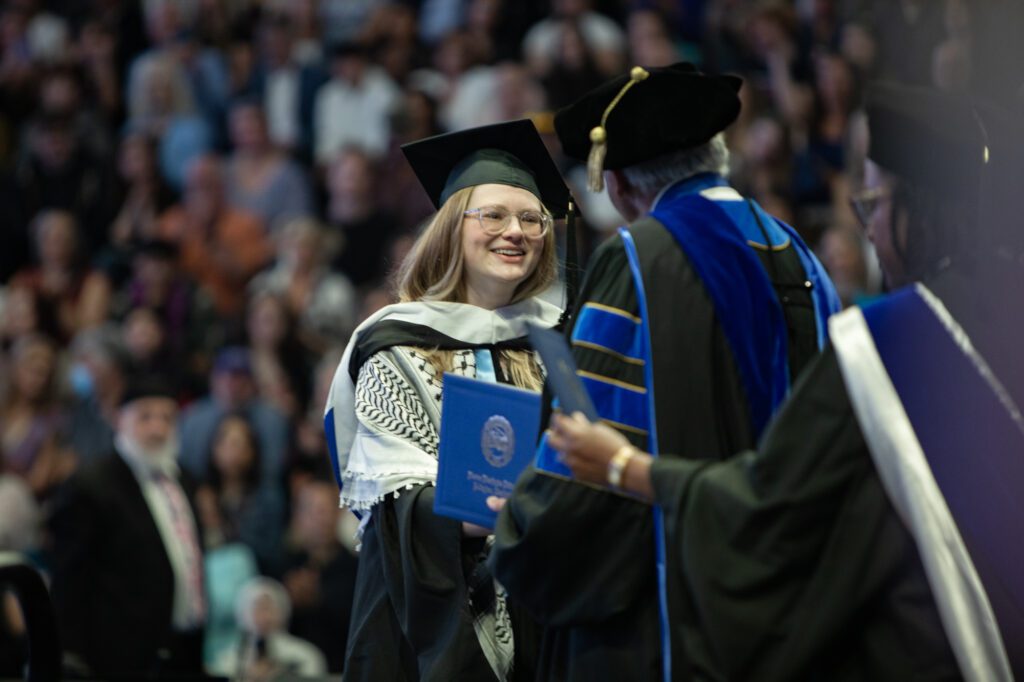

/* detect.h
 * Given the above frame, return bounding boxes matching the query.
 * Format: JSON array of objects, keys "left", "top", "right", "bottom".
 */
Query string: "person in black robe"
[
  {"left": 489, "top": 63, "right": 840, "bottom": 682},
  {"left": 545, "top": 84, "right": 1024, "bottom": 679},
  {"left": 323, "top": 120, "right": 573, "bottom": 681}
]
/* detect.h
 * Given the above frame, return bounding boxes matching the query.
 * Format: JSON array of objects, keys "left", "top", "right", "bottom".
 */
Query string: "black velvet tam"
[{"left": 553, "top": 62, "right": 742, "bottom": 169}]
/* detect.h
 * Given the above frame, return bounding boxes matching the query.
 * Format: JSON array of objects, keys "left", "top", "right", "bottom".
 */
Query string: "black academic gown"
[
  {"left": 644, "top": 267, "right": 1023, "bottom": 681},
  {"left": 342, "top": 335, "right": 540, "bottom": 682},
  {"left": 491, "top": 217, "right": 822, "bottom": 681},
  {"left": 347, "top": 484, "right": 539, "bottom": 682}
]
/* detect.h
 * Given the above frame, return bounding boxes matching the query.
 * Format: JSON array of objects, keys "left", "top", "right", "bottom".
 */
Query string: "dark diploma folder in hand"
[
  {"left": 434, "top": 374, "right": 541, "bottom": 528},
  {"left": 526, "top": 323, "right": 599, "bottom": 421}
]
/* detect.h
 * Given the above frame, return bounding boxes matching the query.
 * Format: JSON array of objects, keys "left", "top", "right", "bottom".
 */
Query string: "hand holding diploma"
[{"left": 548, "top": 412, "right": 656, "bottom": 501}]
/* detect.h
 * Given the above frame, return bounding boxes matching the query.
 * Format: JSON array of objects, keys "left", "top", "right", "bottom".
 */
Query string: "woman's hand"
[
  {"left": 547, "top": 412, "right": 630, "bottom": 486},
  {"left": 462, "top": 496, "right": 512, "bottom": 535}
]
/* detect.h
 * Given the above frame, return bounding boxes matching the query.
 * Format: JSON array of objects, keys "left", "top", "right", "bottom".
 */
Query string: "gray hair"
[
  {"left": 621, "top": 133, "right": 730, "bottom": 195},
  {"left": 235, "top": 576, "right": 292, "bottom": 632}
]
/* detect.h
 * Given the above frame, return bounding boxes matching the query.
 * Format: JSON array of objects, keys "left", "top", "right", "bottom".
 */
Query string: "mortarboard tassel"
[
  {"left": 586, "top": 66, "right": 650, "bottom": 192},
  {"left": 560, "top": 201, "right": 580, "bottom": 329}
]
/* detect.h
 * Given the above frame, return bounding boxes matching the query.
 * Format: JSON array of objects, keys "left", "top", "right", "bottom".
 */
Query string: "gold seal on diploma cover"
[{"left": 481, "top": 415, "right": 515, "bottom": 468}]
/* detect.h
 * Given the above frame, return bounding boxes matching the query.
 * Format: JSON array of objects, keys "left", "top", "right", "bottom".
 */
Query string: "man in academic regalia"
[
  {"left": 546, "top": 83, "right": 1024, "bottom": 680},
  {"left": 490, "top": 63, "right": 840, "bottom": 681}
]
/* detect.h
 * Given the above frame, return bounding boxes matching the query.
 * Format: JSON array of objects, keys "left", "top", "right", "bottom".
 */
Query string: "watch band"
[{"left": 607, "top": 444, "right": 637, "bottom": 489}]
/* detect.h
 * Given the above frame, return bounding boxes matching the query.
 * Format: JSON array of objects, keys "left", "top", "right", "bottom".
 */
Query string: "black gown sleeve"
[
  {"left": 46, "top": 471, "right": 101, "bottom": 669},
  {"left": 492, "top": 235, "right": 657, "bottom": 623},
  {"left": 386, "top": 485, "right": 497, "bottom": 679},
  {"left": 649, "top": 348, "right": 959, "bottom": 681}
]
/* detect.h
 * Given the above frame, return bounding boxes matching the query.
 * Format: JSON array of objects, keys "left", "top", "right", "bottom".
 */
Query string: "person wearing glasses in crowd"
[
  {"left": 323, "top": 119, "right": 572, "bottom": 681},
  {"left": 490, "top": 63, "right": 840, "bottom": 682},
  {"left": 545, "top": 84, "right": 1024, "bottom": 680}
]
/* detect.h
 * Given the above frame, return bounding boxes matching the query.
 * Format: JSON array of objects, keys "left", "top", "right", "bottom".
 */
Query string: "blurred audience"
[
  {"left": 324, "top": 147, "right": 400, "bottom": 287},
  {"left": 313, "top": 42, "right": 400, "bottom": 163},
  {"left": 250, "top": 216, "right": 358, "bottom": 356},
  {"left": 10, "top": 210, "right": 111, "bottom": 343},
  {"left": 0, "top": 333, "right": 72, "bottom": 498},
  {"left": 195, "top": 412, "right": 286, "bottom": 574},
  {"left": 224, "top": 97, "right": 313, "bottom": 231},
  {"left": 178, "top": 346, "right": 289, "bottom": 487},
  {"left": 158, "top": 154, "right": 273, "bottom": 321}
]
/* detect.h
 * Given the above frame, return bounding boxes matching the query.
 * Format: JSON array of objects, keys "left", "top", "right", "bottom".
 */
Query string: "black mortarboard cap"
[
  {"left": 866, "top": 82, "right": 989, "bottom": 200},
  {"left": 401, "top": 119, "right": 573, "bottom": 217},
  {"left": 554, "top": 63, "right": 742, "bottom": 177},
  {"left": 120, "top": 373, "right": 178, "bottom": 407}
]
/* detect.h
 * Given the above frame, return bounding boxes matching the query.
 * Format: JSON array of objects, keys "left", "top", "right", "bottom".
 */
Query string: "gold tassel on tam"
[
  {"left": 586, "top": 127, "right": 607, "bottom": 192},
  {"left": 586, "top": 66, "right": 650, "bottom": 192}
]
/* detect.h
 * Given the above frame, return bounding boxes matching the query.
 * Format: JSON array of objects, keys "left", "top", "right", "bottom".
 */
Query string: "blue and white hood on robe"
[{"left": 324, "top": 298, "right": 561, "bottom": 516}]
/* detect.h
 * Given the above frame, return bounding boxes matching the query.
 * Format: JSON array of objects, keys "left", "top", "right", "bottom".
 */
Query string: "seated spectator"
[
  {"left": 115, "top": 239, "right": 219, "bottom": 395},
  {"left": 99, "top": 132, "right": 178, "bottom": 286},
  {"left": 377, "top": 88, "right": 439, "bottom": 230},
  {"left": 324, "top": 148, "right": 399, "bottom": 287},
  {"left": 10, "top": 210, "right": 111, "bottom": 343},
  {"left": 121, "top": 306, "right": 176, "bottom": 377},
  {"left": 127, "top": 44, "right": 215, "bottom": 191},
  {"left": 288, "top": 350, "right": 343, "bottom": 493},
  {"left": 541, "top": 19, "right": 607, "bottom": 109},
  {"left": 522, "top": 0, "right": 625, "bottom": 77},
  {"left": 281, "top": 480, "right": 358, "bottom": 674},
  {"left": 202, "top": 542, "right": 259, "bottom": 672},
  {"left": 158, "top": 155, "right": 273, "bottom": 321},
  {"left": 0, "top": 284, "right": 62, "bottom": 352},
  {"left": 194, "top": 413, "right": 285, "bottom": 574},
  {"left": 0, "top": 333, "right": 73, "bottom": 499},
  {"left": 224, "top": 97, "right": 313, "bottom": 232},
  {"left": 211, "top": 577, "right": 326, "bottom": 678},
  {"left": 312, "top": 42, "right": 400, "bottom": 163},
  {"left": 64, "top": 326, "right": 129, "bottom": 465},
  {"left": 35, "top": 64, "right": 113, "bottom": 162},
  {"left": 250, "top": 216, "right": 357, "bottom": 356},
  {"left": 627, "top": 9, "right": 686, "bottom": 68},
  {"left": 178, "top": 346, "right": 289, "bottom": 487},
  {"left": 249, "top": 12, "right": 329, "bottom": 160},
  {"left": 1, "top": 111, "right": 118, "bottom": 278},
  {"left": 244, "top": 291, "right": 311, "bottom": 423}
]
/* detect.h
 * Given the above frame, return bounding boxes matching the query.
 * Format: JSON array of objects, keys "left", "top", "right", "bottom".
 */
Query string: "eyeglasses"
[
  {"left": 463, "top": 205, "right": 553, "bottom": 238},
  {"left": 849, "top": 186, "right": 891, "bottom": 230}
]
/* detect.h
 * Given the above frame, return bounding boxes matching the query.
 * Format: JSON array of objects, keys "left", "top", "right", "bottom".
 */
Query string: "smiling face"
[{"left": 461, "top": 184, "right": 545, "bottom": 309}]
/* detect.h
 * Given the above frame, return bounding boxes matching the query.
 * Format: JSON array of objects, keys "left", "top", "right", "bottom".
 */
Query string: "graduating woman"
[{"left": 324, "top": 119, "right": 572, "bottom": 681}]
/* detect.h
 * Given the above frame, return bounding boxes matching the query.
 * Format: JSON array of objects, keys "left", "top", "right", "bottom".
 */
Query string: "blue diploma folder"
[
  {"left": 526, "top": 323, "right": 599, "bottom": 421},
  {"left": 434, "top": 373, "right": 541, "bottom": 528}
]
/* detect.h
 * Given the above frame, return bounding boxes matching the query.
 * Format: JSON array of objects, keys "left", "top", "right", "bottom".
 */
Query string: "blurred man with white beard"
[{"left": 49, "top": 375, "right": 207, "bottom": 679}]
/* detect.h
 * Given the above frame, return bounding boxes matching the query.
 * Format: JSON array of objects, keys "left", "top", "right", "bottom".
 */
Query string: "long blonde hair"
[{"left": 395, "top": 186, "right": 555, "bottom": 391}]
